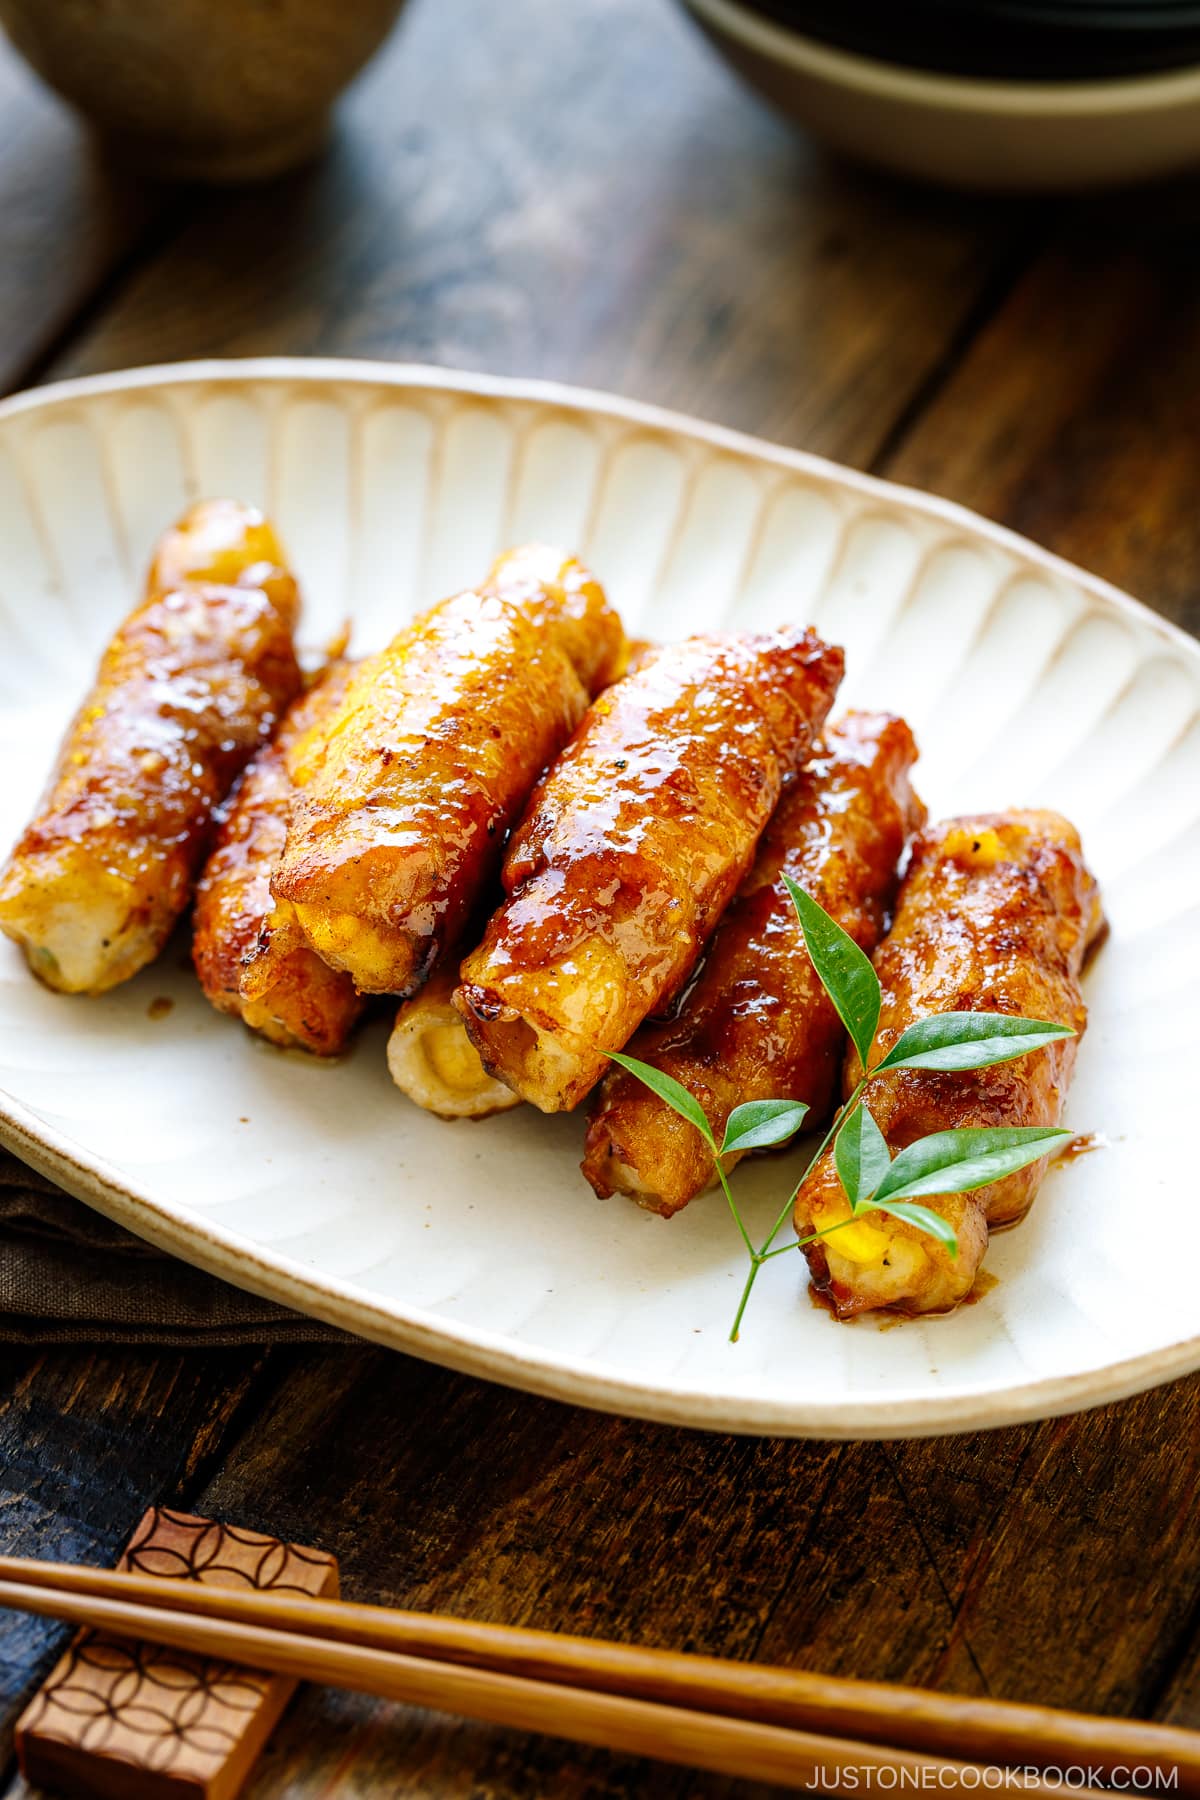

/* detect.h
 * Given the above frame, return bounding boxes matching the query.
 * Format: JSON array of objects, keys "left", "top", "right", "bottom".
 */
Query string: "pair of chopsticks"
[{"left": 2, "top": 1556, "right": 1195, "bottom": 1794}]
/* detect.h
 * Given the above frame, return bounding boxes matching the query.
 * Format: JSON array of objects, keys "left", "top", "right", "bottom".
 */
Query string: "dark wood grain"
[
  {"left": 1158, "top": 1627, "right": 1200, "bottom": 1734},
  {"left": 0, "top": 40, "right": 171, "bottom": 397},
  {"left": 44, "top": 0, "right": 1033, "bottom": 468},
  {"left": 882, "top": 188, "right": 1200, "bottom": 635},
  {"left": 90, "top": 1352, "right": 1187, "bottom": 1800}
]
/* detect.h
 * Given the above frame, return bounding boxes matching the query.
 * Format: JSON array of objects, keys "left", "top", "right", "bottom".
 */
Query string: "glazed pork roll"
[
  {"left": 0, "top": 500, "right": 302, "bottom": 995},
  {"left": 387, "top": 960, "right": 522, "bottom": 1119},
  {"left": 582, "top": 712, "right": 925, "bottom": 1214},
  {"left": 794, "top": 810, "right": 1104, "bottom": 1319},
  {"left": 455, "top": 627, "right": 844, "bottom": 1113},
  {"left": 273, "top": 545, "right": 625, "bottom": 997},
  {"left": 146, "top": 497, "right": 298, "bottom": 613},
  {"left": 193, "top": 659, "right": 366, "bottom": 1055}
]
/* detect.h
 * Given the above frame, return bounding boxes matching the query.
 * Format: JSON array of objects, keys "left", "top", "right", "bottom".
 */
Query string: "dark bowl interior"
[{"left": 742, "top": 0, "right": 1200, "bottom": 78}]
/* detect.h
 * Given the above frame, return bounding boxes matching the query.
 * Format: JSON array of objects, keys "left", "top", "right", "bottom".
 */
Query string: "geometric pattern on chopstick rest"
[{"left": 15, "top": 1508, "right": 340, "bottom": 1800}]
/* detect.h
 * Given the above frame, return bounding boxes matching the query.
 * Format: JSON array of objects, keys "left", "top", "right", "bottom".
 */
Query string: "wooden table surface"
[{"left": 3, "top": 2, "right": 1200, "bottom": 1794}]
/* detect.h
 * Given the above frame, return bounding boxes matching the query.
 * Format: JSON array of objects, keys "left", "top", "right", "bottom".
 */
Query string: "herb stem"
[
  {"left": 729, "top": 1254, "right": 761, "bottom": 1342},
  {"left": 760, "top": 1212, "right": 891, "bottom": 1262},
  {"left": 759, "top": 1076, "right": 867, "bottom": 1257},
  {"left": 727, "top": 1075, "right": 872, "bottom": 1339},
  {"left": 713, "top": 1152, "right": 755, "bottom": 1259},
  {"left": 733, "top": 1195, "right": 906, "bottom": 1335}
]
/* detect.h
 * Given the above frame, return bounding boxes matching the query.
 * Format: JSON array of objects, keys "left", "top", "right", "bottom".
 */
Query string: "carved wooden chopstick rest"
[{"left": 16, "top": 1507, "right": 339, "bottom": 1800}]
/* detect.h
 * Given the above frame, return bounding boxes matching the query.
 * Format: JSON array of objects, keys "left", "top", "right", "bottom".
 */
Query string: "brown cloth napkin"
[{"left": 0, "top": 1150, "right": 354, "bottom": 1346}]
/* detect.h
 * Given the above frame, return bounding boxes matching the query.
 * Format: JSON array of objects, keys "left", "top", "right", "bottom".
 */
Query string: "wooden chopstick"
[
  {"left": 2, "top": 1557, "right": 1194, "bottom": 1787},
  {"left": 0, "top": 1572, "right": 1063, "bottom": 1796},
  {"left": 3, "top": 1558, "right": 1188, "bottom": 1794}
]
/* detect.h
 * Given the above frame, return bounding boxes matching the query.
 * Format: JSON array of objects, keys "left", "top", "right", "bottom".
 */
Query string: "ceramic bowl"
[
  {"left": 0, "top": 0, "right": 409, "bottom": 182},
  {"left": 680, "top": 0, "right": 1200, "bottom": 191}
]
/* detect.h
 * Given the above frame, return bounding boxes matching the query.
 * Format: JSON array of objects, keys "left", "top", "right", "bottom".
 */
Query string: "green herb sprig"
[{"left": 611, "top": 879, "right": 1075, "bottom": 1340}]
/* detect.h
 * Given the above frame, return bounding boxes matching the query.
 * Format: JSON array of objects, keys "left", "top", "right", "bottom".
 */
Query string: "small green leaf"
[
  {"left": 871, "top": 1125, "right": 1072, "bottom": 1206},
  {"left": 784, "top": 877, "right": 881, "bottom": 1070},
  {"left": 875, "top": 1012, "right": 1075, "bottom": 1074},
  {"left": 834, "top": 1101, "right": 891, "bottom": 1208},
  {"left": 608, "top": 1051, "right": 715, "bottom": 1148},
  {"left": 721, "top": 1098, "right": 809, "bottom": 1157},
  {"left": 859, "top": 1198, "right": 959, "bottom": 1259}
]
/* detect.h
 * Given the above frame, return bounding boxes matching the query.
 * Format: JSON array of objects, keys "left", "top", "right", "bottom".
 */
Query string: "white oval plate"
[{"left": 1, "top": 360, "right": 1196, "bottom": 1439}]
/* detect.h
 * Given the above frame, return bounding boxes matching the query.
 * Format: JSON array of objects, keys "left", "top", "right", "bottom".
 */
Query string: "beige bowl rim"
[{"left": 684, "top": 0, "right": 1200, "bottom": 118}]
